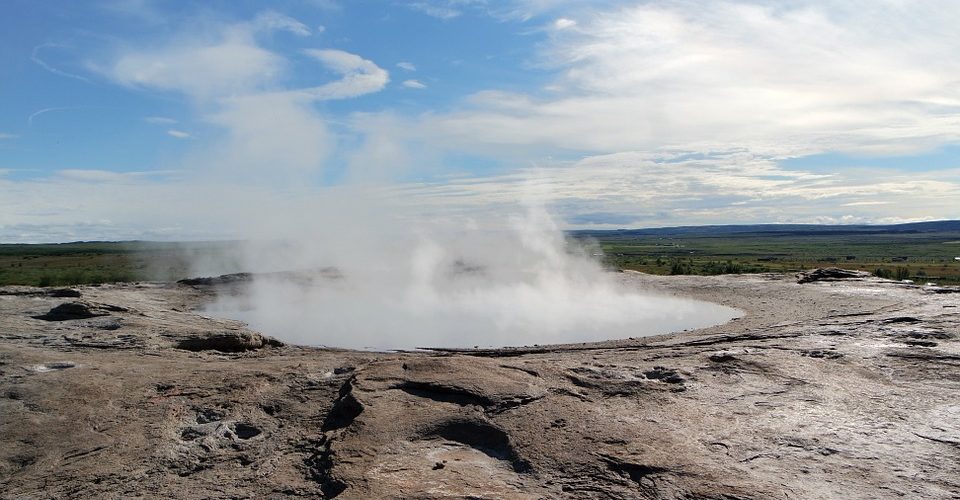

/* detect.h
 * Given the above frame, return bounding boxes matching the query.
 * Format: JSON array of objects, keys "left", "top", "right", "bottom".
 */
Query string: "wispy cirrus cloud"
[
  {"left": 31, "top": 43, "right": 93, "bottom": 83},
  {"left": 27, "top": 107, "right": 91, "bottom": 127},
  {"left": 403, "top": 79, "right": 427, "bottom": 89},
  {"left": 250, "top": 10, "right": 311, "bottom": 36},
  {"left": 143, "top": 116, "right": 177, "bottom": 125},
  {"left": 166, "top": 129, "right": 190, "bottom": 139}
]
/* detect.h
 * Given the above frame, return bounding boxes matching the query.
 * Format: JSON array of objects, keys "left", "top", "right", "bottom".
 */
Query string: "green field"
[
  {"left": 2, "top": 221, "right": 960, "bottom": 286},
  {"left": 578, "top": 221, "right": 960, "bottom": 285},
  {"left": 0, "top": 241, "right": 222, "bottom": 287}
]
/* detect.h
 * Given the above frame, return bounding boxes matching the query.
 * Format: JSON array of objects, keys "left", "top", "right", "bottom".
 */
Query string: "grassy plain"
[
  {"left": 2, "top": 221, "right": 960, "bottom": 286},
  {"left": 0, "top": 242, "right": 214, "bottom": 287},
  {"left": 580, "top": 223, "right": 960, "bottom": 285}
]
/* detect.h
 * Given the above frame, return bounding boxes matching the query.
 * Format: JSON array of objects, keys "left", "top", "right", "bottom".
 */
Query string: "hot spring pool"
[{"left": 205, "top": 277, "right": 740, "bottom": 351}]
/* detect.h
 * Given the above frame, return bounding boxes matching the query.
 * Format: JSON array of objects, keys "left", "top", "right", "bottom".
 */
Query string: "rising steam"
[
  {"left": 200, "top": 200, "right": 737, "bottom": 350},
  {"left": 121, "top": 12, "right": 739, "bottom": 349}
]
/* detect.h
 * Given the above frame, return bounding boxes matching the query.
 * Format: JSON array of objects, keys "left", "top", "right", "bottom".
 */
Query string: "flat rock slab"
[{"left": 0, "top": 274, "right": 958, "bottom": 499}]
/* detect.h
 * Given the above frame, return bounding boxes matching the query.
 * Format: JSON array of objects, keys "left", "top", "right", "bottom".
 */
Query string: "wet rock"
[
  {"left": 643, "top": 366, "right": 685, "bottom": 384},
  {"left": 797, "top": 267, "right": 872, "bottom": 283},
  {"left": 33, "top": 302, "right": 111, "bottom": 321},
  {"left": 176, "top": 268, "right": 343, "bottom": 288},
  {"left": 173, "top": 331, "right": 283, "bottom": 352},
  {"left": 177, "top": 273, "right": 253, "bottom": 287},
  {"left": 709, "top": 351, "right": 738, "bottom": 362}
]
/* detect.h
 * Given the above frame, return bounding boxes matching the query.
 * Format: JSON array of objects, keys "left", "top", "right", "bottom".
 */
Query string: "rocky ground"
[{"left": 1, "top": 272, "right": 958, "bottom": 499}]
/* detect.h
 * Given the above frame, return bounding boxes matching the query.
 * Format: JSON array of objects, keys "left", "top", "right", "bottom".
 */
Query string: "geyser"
[{"left": 201, "top": 205, "right": 739, "bottom": 350}]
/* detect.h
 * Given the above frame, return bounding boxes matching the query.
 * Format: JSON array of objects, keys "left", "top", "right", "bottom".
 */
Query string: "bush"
[
  {"left": 894, "top": 267, "right": 910, "bottom": 281},
  {"left": 669, "top": 260, "right": 692, "bottom": 275},
  {"left": 874, "top": 267, "right": 909, "bottom": 280},
  {"left": 702, "top": 260, "right": 743, "bottom": 275}
]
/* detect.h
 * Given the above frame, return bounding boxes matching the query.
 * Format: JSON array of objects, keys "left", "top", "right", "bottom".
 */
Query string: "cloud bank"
[{"left": 419, "top": 1, "right": 960, "bottom": 157}]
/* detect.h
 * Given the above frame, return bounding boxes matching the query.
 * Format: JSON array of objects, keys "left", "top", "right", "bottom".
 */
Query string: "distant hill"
[{"left": 571, "top": 220, "right": 960, "bottom": 238}]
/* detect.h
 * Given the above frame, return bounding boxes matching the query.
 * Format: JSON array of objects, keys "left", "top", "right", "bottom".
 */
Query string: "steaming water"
[
  {"left": 197, "top": 206, "right": 739, "bottom": 351},
  {"left": 205, "top": 273, "right": 739, "bottom": 351}
]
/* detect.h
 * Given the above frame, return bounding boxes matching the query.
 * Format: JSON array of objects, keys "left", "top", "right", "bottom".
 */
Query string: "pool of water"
[{"left": 205, "top": 277, "right": 740, "bottom": 351}]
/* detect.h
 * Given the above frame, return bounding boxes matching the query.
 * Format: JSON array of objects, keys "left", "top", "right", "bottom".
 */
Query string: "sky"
[{"left": 1, "top": 0, "right": 960, "bottom": 242}]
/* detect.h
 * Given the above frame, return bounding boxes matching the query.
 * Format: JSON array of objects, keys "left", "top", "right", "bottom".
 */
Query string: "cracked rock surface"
[{"left": 1, "top": 273, "right": 959, "bottom": 499}]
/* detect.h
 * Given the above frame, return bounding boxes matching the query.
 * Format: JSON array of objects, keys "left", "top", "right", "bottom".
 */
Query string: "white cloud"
[
  {"left": 403, "top": 79, "right": 427, "bottom": 89},
  {"left": 0, "top": 133, "right": 18, "bottom": 140},
  {"left": 385, "top": 151, "right": 960, "bottom": 228},
  {"left": 316, "top": 24, "right": 326, "bottom": 34},
  {"left": 8, "top": 2, "right": 960, "bottom": 241},
  {"left": 408, "top": 2, "right": 462, "bottom": 19},
  {"left": 397, "top": 61, "right": 416, "bottom": 71},
  {"left": 553, "top": 17, "right": 576, "bottom": 29},
  {"left": 167, "top": 129, "right": 190, "bottom": 138},
  {"left": 90, "top": 13, "right": 369, "bottom": 186},
  {"left": 107, "top": 38, "right": 284, "bottom": 98},
  {"left": 200, "top": 93, "right": 332, "bottom": 177},
  {"left": 420, "top": 1, "right": 960, "bottom": 157},
  {"left": 305, "top": 0, "right": 340, "bottom": 10},
  {"left": 4, "top": 150, "right": 956, "bottom": 242},
  {"left": 299, "top": 49, "right": 389, "bottom": 100},
  {"left": 101, "top": 14, "right": 385, "bottom": 104},
  {"left": 102, "top": 12, "right": 309, "bottom": 99},
  {"left": 250, "top": 10, "right": 311, "bottom": 36},
  {"left": 144, "top": 116, "right": 176, "bottom": 125}
]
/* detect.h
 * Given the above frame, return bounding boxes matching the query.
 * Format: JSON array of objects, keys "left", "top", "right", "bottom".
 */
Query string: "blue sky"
[{"left": 2, "top": 0, "right": 960, "bottom": 242}]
